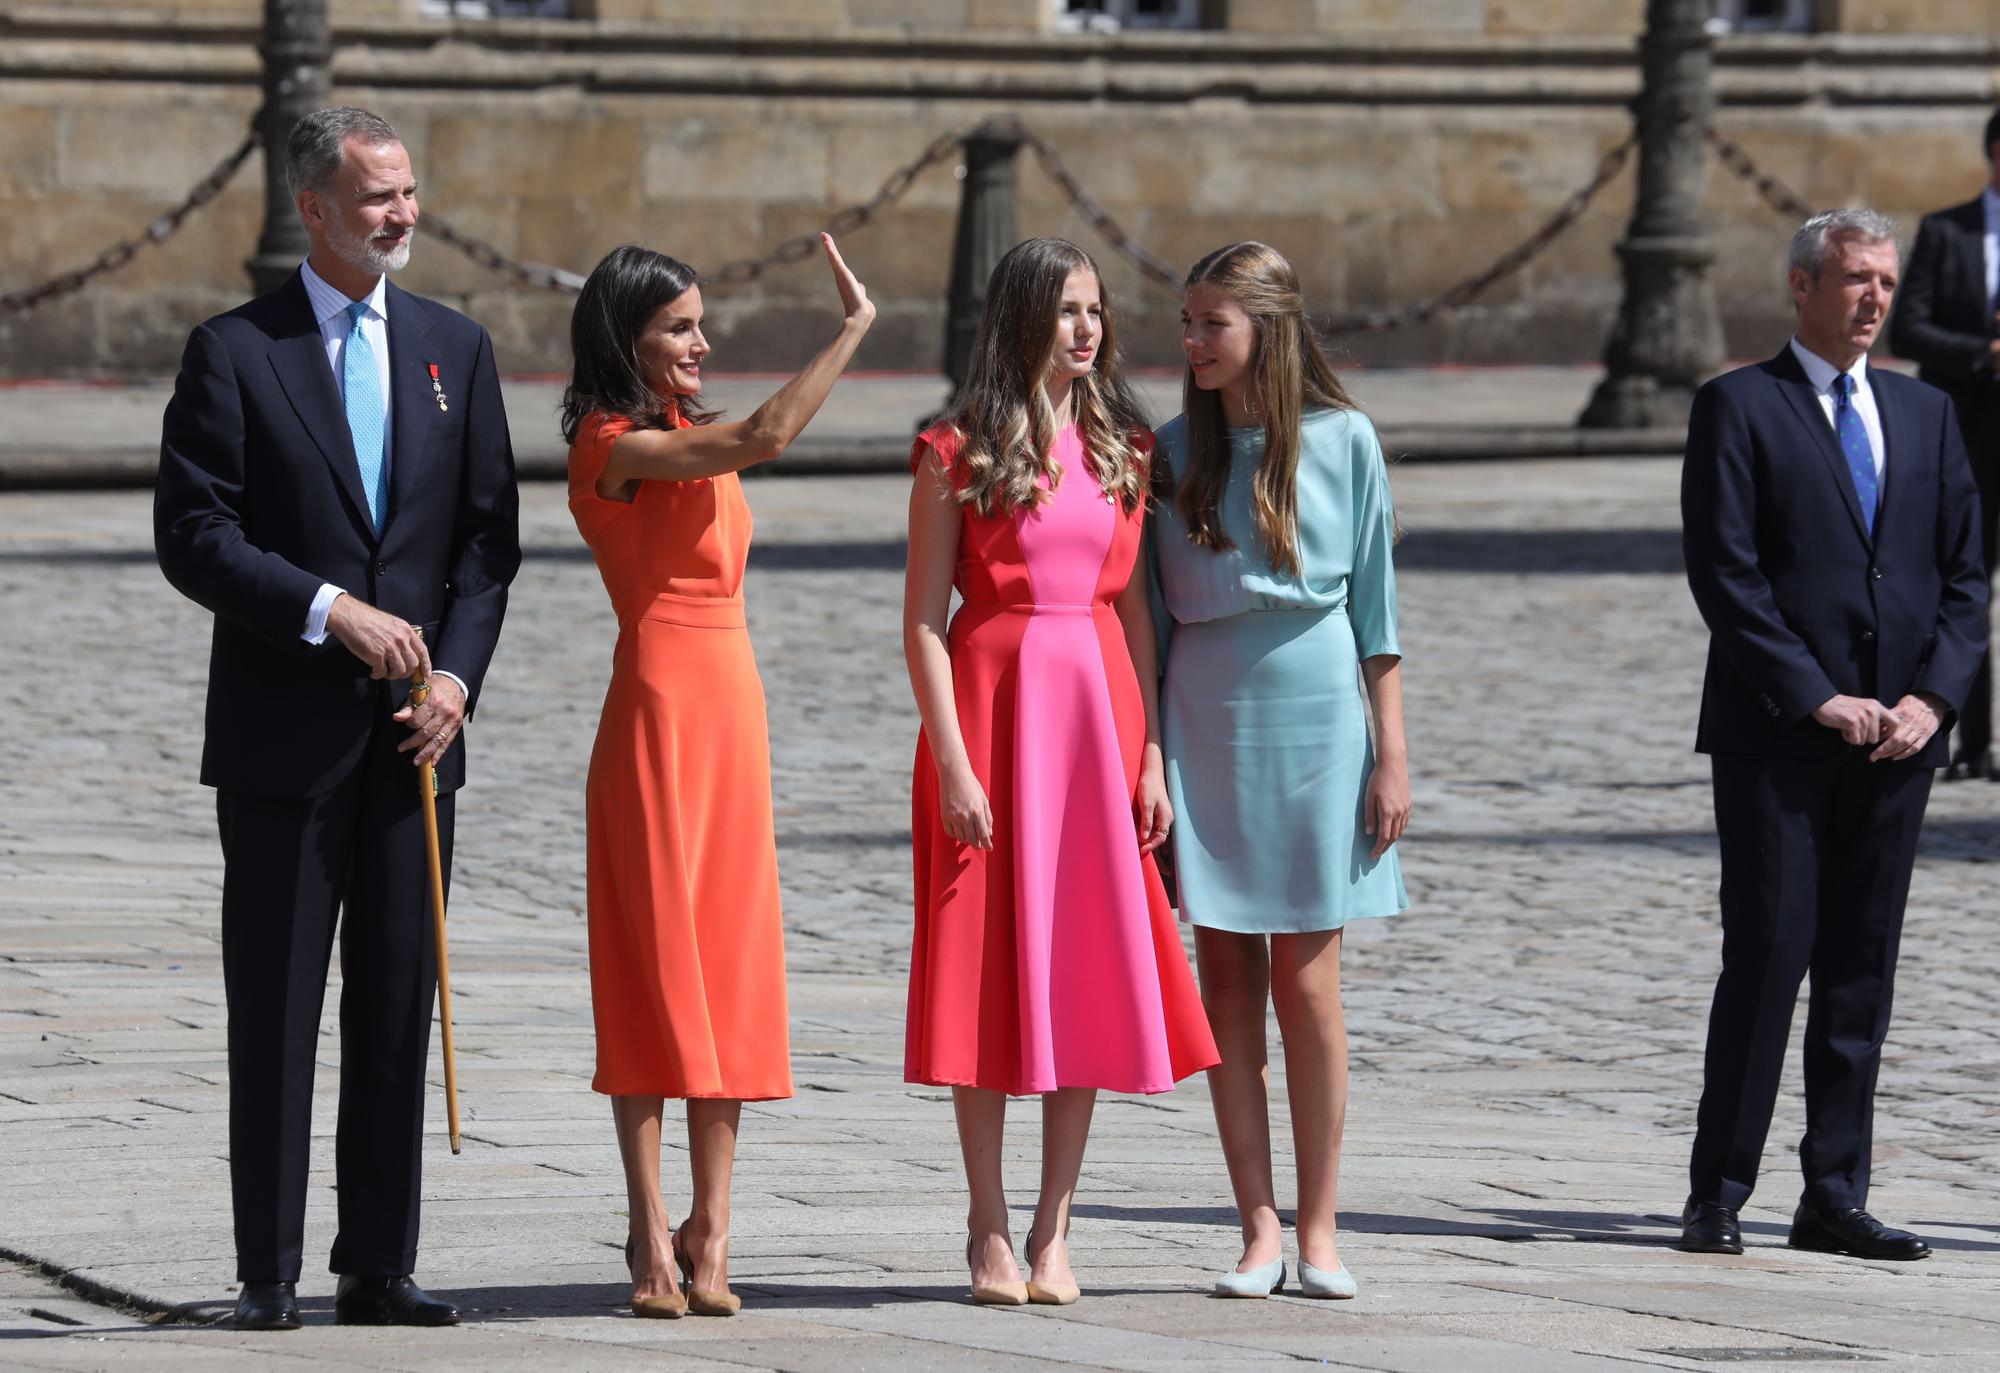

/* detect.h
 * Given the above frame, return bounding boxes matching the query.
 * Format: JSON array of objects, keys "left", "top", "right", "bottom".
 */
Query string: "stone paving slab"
[{"left": 1, "top": 457, "right": 1997, "bottom": 1370}]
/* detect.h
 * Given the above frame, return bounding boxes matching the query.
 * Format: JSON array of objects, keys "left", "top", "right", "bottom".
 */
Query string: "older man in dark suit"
[
  {"left": 155, "top": 107, "right": 519, "bottom": 1328},
  {"left": 1678, "top": 209, "right": 1987, "bottom": 1261},
  {"left": 1888, "top": 108, "right": 2000, "bottom": 780}
]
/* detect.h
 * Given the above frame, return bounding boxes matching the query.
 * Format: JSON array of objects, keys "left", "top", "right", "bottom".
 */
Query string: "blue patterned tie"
[
  {"left": 1833, "top": 372, "right": 1877, "bottom": 536},
  {"left": 342, "top": 300, "right": 387, "bottom": 532}
]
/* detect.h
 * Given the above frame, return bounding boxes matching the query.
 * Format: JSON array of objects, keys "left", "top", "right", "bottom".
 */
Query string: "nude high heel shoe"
[
  {"left": 966, "top": 1235, "right": 1029, "bottom": 1306},
  {"left": 673, "top": 1230, "right": 742, "bottom": 1316},
  {"left": 624, "top": 1236, "right": 686, "bottom": 1319},
  {"left": 1023, "top": 1225, "right": 1081, "bottom": 1306}
]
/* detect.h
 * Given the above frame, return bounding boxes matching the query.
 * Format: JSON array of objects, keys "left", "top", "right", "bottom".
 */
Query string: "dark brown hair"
[{"left": 560, "top": 244, "right": 718, "bottom": 445}]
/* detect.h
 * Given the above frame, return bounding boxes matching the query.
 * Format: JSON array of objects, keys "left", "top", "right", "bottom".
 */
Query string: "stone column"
[
  {"left": 1579, "top": 0, "right": 1725, "bottom": 429},
  {"left": 941, "top": 121, "right": 1026, "bottom": 396},
  {"left": 245, "top": 0, "right": 332, "bottom": 295}
]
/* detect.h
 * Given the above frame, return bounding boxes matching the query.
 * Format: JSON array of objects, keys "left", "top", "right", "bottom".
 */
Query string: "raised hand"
[{"left": 821, "top": 233, "right": 875, "bottom": 328}]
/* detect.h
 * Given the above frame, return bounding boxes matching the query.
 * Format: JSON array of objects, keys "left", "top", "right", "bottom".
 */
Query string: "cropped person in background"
[{"left": 1888, "top": 107, "right": 2000, "bottom": 781}]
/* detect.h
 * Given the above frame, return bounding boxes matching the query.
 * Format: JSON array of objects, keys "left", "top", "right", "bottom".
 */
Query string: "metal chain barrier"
[
  {"left": 0, "top": 126, "right": 263, "bottom": 317},
  {"left": 1705, "top": 126, "right": 1816, "bottom": 221},
  {"left": 1320, "top": 131, "right": 1640, "bottom": 335},
  {"left": 420, "top": 213, "right": 586, "bottom": 293},
  {"left": 706, "top": 129, "right": 968, "bottom": 287},
  {"left": 1010, "top": 122, "right": 1183, "bottom": 291},
  {"left": 0, "top": 114, "right": 1819, "bottom": 332}
]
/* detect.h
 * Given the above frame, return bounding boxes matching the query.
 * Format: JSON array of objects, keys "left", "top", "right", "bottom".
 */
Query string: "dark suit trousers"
[
  {"left": 1689, "top": 750, "right": 1932, "bottom": 1213},
  {"left": 218, "top": 723, "right": 453, "bottom": 1283},
  {"left": 1955, "top": 403, "right": 2000, "bottom": 755}
]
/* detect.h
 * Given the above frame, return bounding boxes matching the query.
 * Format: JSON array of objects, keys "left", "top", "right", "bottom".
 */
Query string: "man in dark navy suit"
[
  {"left": 1888, "top": 107, "right": 2000, "bottom": 780},
  {"left": 155, "top": 107, "right": 519, "bottom": 1329},
  {"left": 1678, "top": 209, "right": 1987, "bottom": 1261}
]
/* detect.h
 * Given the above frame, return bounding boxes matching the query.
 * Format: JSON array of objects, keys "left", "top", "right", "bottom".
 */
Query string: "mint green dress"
[{"left": 1151, "top": 407, "right": 1408, "bottom": 935}]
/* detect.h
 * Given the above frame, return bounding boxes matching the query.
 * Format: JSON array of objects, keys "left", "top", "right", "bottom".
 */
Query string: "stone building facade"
[{"left": 2, "top": 0, "right": 1996, "bottom": 377}]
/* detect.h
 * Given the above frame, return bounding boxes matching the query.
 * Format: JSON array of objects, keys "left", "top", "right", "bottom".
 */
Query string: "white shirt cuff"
[
  {"left": 304, "top": 584, "right": 345, "bottom": 644},
  {"left": 430, "top": 669, "right": 469, "bottom": 701}
]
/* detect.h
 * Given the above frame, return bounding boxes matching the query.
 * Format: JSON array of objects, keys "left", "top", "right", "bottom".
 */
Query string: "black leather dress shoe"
[
  {"left": 333, "top": 1275, "right": 462, "bottom": 1326},
  {"left": 234, "top": 1280, "right": 300, "bottom": 1330},
  {"left": 1789, "top": 1203, "right": 1930, "bottom": 1261},
  {"left": 1943, "top": 750, "right": 1993, "bottom": 781},
  {"left": 1678, "top": 1200, "right": 1743, "bottom": 1254}
]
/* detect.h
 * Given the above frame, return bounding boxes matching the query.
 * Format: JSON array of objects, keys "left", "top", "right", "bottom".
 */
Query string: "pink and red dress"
[{"left": 905, "top": 422, "right": 1219, "bottom": 1096}]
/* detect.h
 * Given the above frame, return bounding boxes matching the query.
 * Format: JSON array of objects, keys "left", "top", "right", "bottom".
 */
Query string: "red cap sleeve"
[{"left": 911, "top": 423, "right": 966, "bottom": 486}]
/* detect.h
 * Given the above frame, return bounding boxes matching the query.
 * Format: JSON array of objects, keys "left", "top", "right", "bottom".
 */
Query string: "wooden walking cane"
[{"left": 410, "top": 649, "right": 463, "bottom": 1156}]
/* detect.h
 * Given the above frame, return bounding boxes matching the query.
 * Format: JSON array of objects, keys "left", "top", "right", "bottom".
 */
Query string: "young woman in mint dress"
[{"left": 1152, "top": 241, "right": 1411, "bottom": 1301}]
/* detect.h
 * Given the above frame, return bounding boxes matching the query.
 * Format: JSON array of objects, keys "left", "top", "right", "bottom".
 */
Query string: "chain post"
[
  {"left": 1580, "top": 0, "right": 1726, "bottom": 428},
  {"left": 940, "top": 120, "right": 1026, "bottom": 397},
  {"left": 247, "top": 0, "right": 331, "bottom": 296}
]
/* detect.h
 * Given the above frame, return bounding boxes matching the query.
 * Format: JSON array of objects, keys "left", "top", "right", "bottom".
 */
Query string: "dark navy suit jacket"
[
  {"left": 1681, "top": 345, "right": 1988, "bottom": 764},
  {"left": 154, "top": 272, "right": 520, "bottom": 797},
  {"left": 1887, "top": 196, "right": 1994, "bottom": 420}
]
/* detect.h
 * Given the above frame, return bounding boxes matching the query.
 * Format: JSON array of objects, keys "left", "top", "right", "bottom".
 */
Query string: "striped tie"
[
  {"left": 1833, "top": 373, "right": 1877, "bottom": 536},
  {"left": 343, "top": 300, "right": 388, "bottom": 532}
]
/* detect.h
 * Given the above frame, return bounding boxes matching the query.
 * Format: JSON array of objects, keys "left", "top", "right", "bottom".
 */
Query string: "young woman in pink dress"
[{"left": 903, "top": 237, "right": 1220, "bottom": 1307}]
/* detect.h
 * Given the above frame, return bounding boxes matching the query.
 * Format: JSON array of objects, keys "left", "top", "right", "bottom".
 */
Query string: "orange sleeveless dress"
[{"left": 568, "top": 411, "right": 792, "bottom": 1101}]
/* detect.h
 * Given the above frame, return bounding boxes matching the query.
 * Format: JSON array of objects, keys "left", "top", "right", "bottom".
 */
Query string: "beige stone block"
[
  {"left": 966, "top": 0, "right": 1048, "bottom": 29},
  {"left": 1856, "top": 131, "right": 1986, "bottom": 214},
  {"left": 0, "top": 105, "right": 60, "bottom": 194},
  {"left": 1443, "top": 121, "right": 1634, "bottom": 216},
  {"left": 1222, "top": 0, "right": 1328, "bottom": 33},
  {"left": 333, "top": 0, "right": 420, "bottom": 19},
  {"left": 1518, "top": 204, "right": 1626, "bottom": 301},
  {"left": 756, "top": 200, "right": 954, "bottom": 298},
  {"left": 28, "top": 0, "right": 254, "bottom": 10},
  {"left": 523, "top": 198, "right": 762, "bottom": 287},
  {"left": 1832, "top": 0, "right": 2000, "bottom": 32},
  {"left": 825, "top": 118, "right": 967, "bottom": 213},
  {"left": 582, "top": 0, "right": 846, "bottom": 24},
  {"left": 1019, "top": 122, "right": 1199, "bottom": 216},
  {"left": 427, "top": 108, "right": 644, "bottom": 203},
  {"left": 641, "top": 114, "right": 830, "bottom": 205},
  {"left": 1342, "top": 0, "right": 1484, "bottom": 30},
  {"left": 1186, "top": 115, "right": 1444, "bottom": 220},
  {"left": 56, "top": 96, "right": 260, "bottom": 196},
  {"left": 0, "top": 185, "right": 259, "bottom": 299},
  {"left": 1487, "top": 0, "right": 1642, "bottom": 36},
  {"left": 847, "top": 0, "right": 971, "bottom": 27}
]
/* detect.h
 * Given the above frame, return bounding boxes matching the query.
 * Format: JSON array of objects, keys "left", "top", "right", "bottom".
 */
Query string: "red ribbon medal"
[{"left": 428, "top": 363, "right": 448, "bottom": 413}]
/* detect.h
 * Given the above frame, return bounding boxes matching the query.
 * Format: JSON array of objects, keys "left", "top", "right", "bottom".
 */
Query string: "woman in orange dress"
[{"left": 563, "top": 234, "right": 874, "bottom": 1318}]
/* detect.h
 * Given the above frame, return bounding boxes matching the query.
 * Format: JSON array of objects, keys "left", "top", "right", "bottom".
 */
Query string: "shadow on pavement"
[
  {"left": 1394, "top": 528, "right": 1684, "bottom": 575},
  {"left": 0, "top": 530, "right": 1695, "bottom": 578}
]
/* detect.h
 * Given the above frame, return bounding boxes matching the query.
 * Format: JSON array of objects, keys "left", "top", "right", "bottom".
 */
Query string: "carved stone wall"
[{"left": 2, "top": 4, "right": 1997, "bottom": 377}]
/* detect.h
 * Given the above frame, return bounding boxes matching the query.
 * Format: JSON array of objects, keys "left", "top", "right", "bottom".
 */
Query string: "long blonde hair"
[
  {"left": 1176, "top": 241, "right": 1355, "bottom": 577},
  {"left": 941, "top": 237, "right": 1151, "bottom": 516}
]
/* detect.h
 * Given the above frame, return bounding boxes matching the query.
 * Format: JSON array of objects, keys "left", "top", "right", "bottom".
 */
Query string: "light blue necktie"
[
  {"left": 342, "top": 299, "right": 388, "bottom": 532},
  {"left": 1833, "top": 372, "right": 1877, "bottom": 536}
]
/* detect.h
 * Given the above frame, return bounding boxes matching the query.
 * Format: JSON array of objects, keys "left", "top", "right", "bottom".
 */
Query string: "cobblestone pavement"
[{"left": 2, "top": 458, "right": 1997, "bottom": 1371}]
